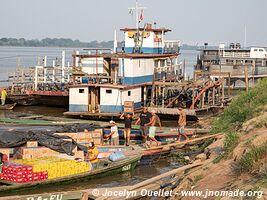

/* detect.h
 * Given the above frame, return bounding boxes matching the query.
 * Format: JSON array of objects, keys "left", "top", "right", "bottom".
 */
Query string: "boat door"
[{"left": 88, "top": 86, "right": 100, "bottom": 113}]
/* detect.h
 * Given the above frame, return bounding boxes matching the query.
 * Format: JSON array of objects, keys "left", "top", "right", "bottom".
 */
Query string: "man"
[
  {"left": 135, "top": 107, "right": 152, "bottom": 143},
  {"left": 1, "top": 89, "right": 7, "bottom": 106},
  {"left": 145, "top": 110, "right": 162, "bottom": 146},
  {"left": 178, "top": 106, "right": 189, "bottom": 142},
  {"left": 120, "top": 112, "right": 134, "bottom": 146},
  {"left": 85, "top": 142, "right": 99, "bottom": 169},
  {"left": 106, "top": 120, "right": 119, "bottom": 146}
]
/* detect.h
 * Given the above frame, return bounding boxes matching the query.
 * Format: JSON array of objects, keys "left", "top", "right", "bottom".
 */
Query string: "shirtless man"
[
  {"left": 145, "top": 110, "right": 162, "bottom": 146},
  {"left": 178, "top": 106, "right": 189, "bottom": 142}
]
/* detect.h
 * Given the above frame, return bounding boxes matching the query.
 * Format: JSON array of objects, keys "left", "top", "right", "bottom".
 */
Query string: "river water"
[
  {"left": 0, "top": 46, "right": 198, "bottom": 196},
  {"left": 0, "top": 46, "right": 198, "bottom": 86}
]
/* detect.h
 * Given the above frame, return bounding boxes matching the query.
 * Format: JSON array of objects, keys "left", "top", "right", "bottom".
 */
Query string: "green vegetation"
[
  {"left": 0, "top": 38, "right": 121, "bottom": 48},
  {"left": 223, "top": 132, "right": 240, "bottom": 157},
  {"left": 193, "top": 174, "right": 203, "bottom": 185},
  {"left": 254, "top": 116, "right": 267, "bottom": 128},
  {"left": 211, "top": 78, "right": 267, "bottom": 134},
  {"left": 238, "top": 142, "right": 267, "bottom": 173}
]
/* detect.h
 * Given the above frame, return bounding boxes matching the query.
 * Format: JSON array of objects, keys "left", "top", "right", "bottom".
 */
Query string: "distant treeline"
[
  {"left": 0, "top": 37, "right": 200, "bottom": 50},
  {"left": 0, "top": 38, "right": 120, "bottom": 48}
]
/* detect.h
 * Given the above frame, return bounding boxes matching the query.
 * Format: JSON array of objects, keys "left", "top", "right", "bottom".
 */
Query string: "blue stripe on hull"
[
  {"left": 100, "top": 102, "right": 142, "bottom": 113},
  {"left": 124, "top": 47, "right": 163, "bottom": 54},
  {"left": 69, "top": 102, "right": 142, "bottom": 113},
  {"left": 69, "top": 104, "right": 88, "bottom": 112},
  {"left": 122, "top": 75, "right": 153, "bottom": 84},
  {"left": 100, "top": 105, "right": 123, "bottom": 113}
]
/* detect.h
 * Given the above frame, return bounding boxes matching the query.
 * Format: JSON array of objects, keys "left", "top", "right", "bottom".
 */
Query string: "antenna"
[
  {"left": 244, "top": 25, "right": 247, "bottom": 48},
  {"left": 128, "top": 0, "right": 146, "bottom": 30}
]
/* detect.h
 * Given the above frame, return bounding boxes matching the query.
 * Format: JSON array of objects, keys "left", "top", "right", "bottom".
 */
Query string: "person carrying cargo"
[
  {"left": 106, "top": 120, "right": 119, "bottom": 146},
  {"left": 145, "top": 110, "right": 162, "bottom": 146},
  {"left": 178, "top": 105, "right": 189, "bottom": 142},
  {"left": 1, "top": 88, "right": 7, "bottom": 106},
  {"left": 85, "top": 142, "right": 99, "bottom": 169},
  {"left": 135, "top": 107, "right": 152, "bottom": 143},
  {"left": 120, "top": 112, "right": 134, "bottom": 146}
]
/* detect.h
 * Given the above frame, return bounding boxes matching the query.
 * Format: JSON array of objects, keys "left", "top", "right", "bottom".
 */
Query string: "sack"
[{"left": 109, "top": 152, "right": 125, "bottom": 162}]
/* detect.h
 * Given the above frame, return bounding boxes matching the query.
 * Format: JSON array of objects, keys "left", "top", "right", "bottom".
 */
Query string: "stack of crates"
[
  {"left": 55, "top": 129, "right": 103, "bottom": 147},
  {"left": 13, "top": 157, "right": 91, "bottom": 179},
  {"left": 14, "top": 141, "right": 59, "bottom": 159},
  {"left": 0, "top": 162, "right": 48, "bottom": 183},
  {"left": 124, "top": 101, "right": 134, "bottom": 113}
]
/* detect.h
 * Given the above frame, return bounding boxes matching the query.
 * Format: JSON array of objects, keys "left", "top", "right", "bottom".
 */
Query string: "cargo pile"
[
  {"left": 0, "top": 162, "right": 48, "bottom": 183},
  {"left": 55, "top": 128, "right": 103, "bottom": 147},
  {"left": 124, "top": 101, "right": 134, "bottom": 113},
  {"left": 13, "top": 141, "right": 59, "bottom": 159},
  {"left": 12, "top": 157, "right": 91, "bottom": 179}
]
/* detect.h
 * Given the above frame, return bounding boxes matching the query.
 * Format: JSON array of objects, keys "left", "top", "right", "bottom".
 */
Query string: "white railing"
[
  {"left": 221, "top": 51, "right": 250, "bottom": 58},
  {"left": 164, "top": 40, "right": 180, "bottom": 48}
]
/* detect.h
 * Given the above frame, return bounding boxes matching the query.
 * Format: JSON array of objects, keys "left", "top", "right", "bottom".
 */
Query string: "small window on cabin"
[
  {"left": 254, "top": 49, "right": 258, "bottom": 52},
  {"left": 106, "top": 89, "right": 112, "bottom": 94},
  {"left": 79, "top": 89, "right": 85, "bottom": 93},
  {"left": 128, "top": 91, "right": 131, "bottom": 96},
  {"left": 154, "top": 60, "right": 159, "bottom": 68},
  {"left": 259, "top": 49, "right": 264, "bottom": 52},
  {"left": 160, "top": 60, "right": 165, "bottom": 67}
]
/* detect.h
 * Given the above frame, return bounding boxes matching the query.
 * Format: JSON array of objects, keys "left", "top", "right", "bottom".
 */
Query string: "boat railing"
[
  {"left": 163, "top": 40, "right": 180, "bottom": 54},
  {"left": 74, "top": 49, "right": 113, "bottom": 56},
  {"left": 221, "top": 51, "right": 250, "bottom": 58}
]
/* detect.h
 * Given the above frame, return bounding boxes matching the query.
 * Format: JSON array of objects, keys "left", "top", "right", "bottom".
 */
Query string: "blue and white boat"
[{"left": 64, "top": 0, "right": 182, "bottom": 118}]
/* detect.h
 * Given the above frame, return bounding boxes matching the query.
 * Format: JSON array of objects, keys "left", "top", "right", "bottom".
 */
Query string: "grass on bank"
[
  {"left": 211, "top": 78, "right": 267, "bottom": 134},
  {"left": 238, "top": 142, "right": 267, "bottom": 173},
  {"left": 211, "top": 78, "right": 267, "bottom": 158}
]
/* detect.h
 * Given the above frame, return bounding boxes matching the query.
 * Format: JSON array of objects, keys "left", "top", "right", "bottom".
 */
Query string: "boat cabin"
[{"left": 69, "top": 84, "right": 142, "bottom": 113}]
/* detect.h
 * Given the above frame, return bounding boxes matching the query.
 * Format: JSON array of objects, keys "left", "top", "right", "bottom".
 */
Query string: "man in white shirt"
[{"left": 106, "top": 120, "right": 119, "bottom": 146}]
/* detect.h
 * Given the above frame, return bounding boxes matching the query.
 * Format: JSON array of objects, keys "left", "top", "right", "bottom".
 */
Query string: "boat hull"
[{"left": 0, "top": 155, "right": 141, "bottom": 194}]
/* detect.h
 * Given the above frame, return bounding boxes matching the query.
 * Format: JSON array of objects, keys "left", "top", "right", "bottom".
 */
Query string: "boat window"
[
  {"left": 128, "top": 91, "right": 131, "bottom": 96},
  {"left": 106, "top": 89, "right": 112, "bottom": 94},
  {"left": 79, "top": 89, "right": 85, "bottom": 93},
  {"left": 160, "top": 60, "right": 165, "bottom": 67},
  {"left": 154, "top": 60, "right": 159, "bottom": 68},
  {"left": 259, "top": 49, "right": 264, "bottom": 52},
  {"left": 254, "top": 49, "right": 258, "bottom": 52}
]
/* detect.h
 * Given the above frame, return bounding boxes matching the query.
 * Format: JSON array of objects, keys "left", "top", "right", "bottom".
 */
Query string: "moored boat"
[{"left": 0, "top": 154, "right": 141, "bottom": 194}]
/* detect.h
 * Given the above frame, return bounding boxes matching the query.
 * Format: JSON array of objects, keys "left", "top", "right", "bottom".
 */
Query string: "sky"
[{"left": 1, "top": 0, "right": 267, "bottom": 46}]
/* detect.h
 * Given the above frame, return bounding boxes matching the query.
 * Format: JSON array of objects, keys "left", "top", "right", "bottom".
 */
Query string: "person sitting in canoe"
[
  {"left": 178, "top": 105, "right": 189, "bottom": 142},
  {"left": 135, "top": 107, "right": 152, "bottom": 144},
  {"left": 85, "top": 142, "right": 99, "bottom": 169},
  {"left": 105, "top": 121, "right": 119, "bottom": 146},
  {"left": 1, "top": 88, "right": 7, "bottom": 106},
  {"left": 120, "top": 112, "right": 134, "bottom": 146},
  {"left": 145, "top": 110, "right": 162, "bottom": 146}
]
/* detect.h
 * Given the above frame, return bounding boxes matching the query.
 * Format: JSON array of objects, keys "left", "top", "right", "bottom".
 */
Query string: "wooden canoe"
[
  {"left": 0, "top": 155, "right": 141, "bottom": 194},
  {"left": 0, "top": 103, "right": 16, "bottom": 110}
]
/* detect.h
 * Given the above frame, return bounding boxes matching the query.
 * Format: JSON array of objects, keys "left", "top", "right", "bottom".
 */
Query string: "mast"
[
  {"left": 135, "top": 0, "right": 139, "bottom": 30},
  {"left": 244, "top": 25, "right": 247, "bottom": 48}
]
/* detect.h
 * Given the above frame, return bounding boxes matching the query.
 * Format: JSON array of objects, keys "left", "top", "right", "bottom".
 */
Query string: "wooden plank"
[{"left": 145, "top": 133, "right": 223, "bottom": 151}]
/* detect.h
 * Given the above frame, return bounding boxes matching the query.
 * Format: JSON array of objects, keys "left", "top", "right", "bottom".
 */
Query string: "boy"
[{"left": 106, "top": 120, "right": 119, "bottom": 145}]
